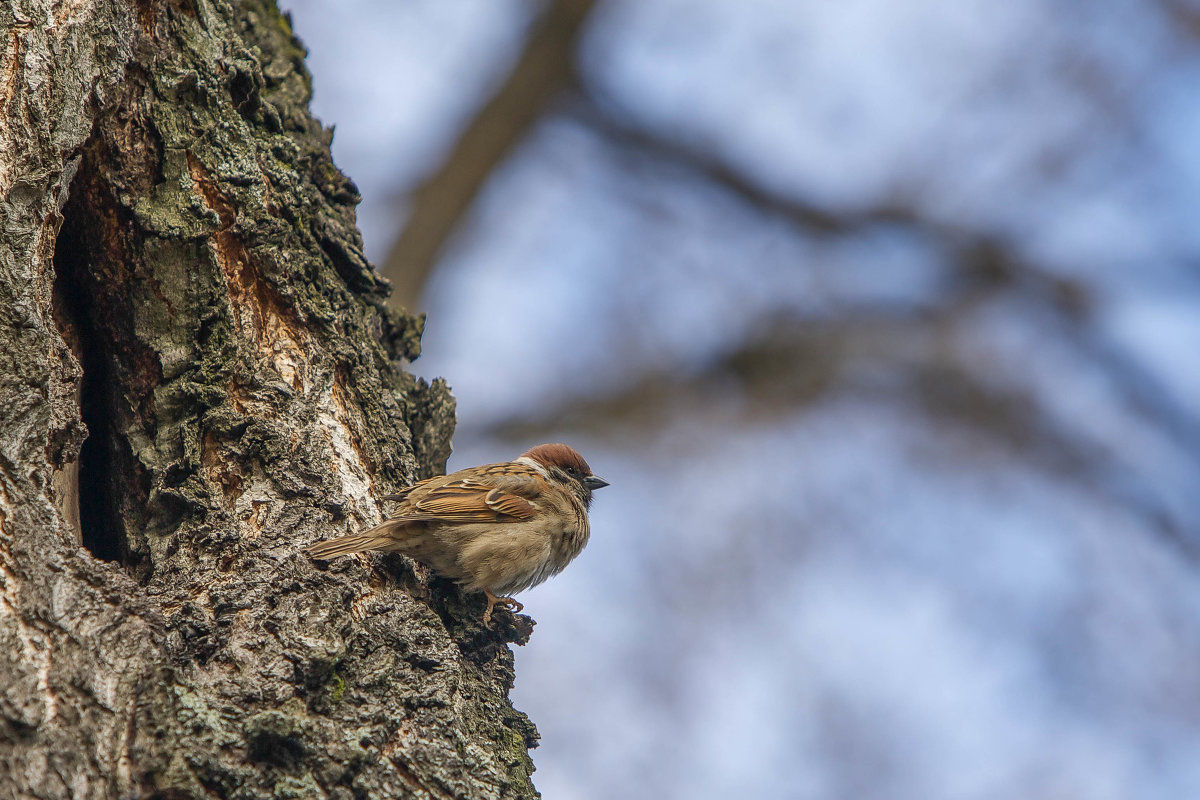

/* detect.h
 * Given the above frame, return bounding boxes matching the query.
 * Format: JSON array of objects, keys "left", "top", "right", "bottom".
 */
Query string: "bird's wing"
[
  {"left": 397, "top": 463, "right": 544, "bottom": 523},
  {"left": 379, "top": 470, "right": 450, "bottom": 503},
  {"left": 380, "top": 486, "right": 417, "bottom": 503}
]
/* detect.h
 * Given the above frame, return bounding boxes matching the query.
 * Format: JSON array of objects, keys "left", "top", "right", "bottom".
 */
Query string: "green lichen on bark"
[{"left": 14, "top": 0, "right": 540, "bottom": 796}]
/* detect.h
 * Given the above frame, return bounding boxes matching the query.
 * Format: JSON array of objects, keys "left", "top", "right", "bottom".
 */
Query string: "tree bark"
[{"left": 0, "top": 1, "right": 538, "bottom": 798}]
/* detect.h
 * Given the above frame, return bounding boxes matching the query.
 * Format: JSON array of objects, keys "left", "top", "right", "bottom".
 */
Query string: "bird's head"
[{"left": 522, "top": 443, "right": 609, "bottom": 508}]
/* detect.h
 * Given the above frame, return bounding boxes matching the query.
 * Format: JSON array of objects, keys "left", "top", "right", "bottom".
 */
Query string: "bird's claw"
[
  {"left": 501, "top": 597, "right": 524, "bottom": 613},
  {"left": 482, "top": 591, "right": 523, "bottom": 626}
]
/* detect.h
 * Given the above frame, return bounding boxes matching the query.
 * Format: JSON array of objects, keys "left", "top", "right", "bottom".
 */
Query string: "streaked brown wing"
[
  {"left": 379, "top": 471, "right": 445, "bottom": 503},
  {"left": 409, "top": 464, "right": 544, "bottom": 522},
  {"left": 472, "top": 461, "right": 547, "bottom": 486},
  {"left": 382, "top": 461, "right": 528, "bottom": 502},
  {"left": 481, "top": 487, "right": 538, "bottom": 518},
  {"left": 409, "top": 483, "right": 535, "bottom": 521},
  {"left": 380, "top": 487, "right": 417, "bottom": 503}
]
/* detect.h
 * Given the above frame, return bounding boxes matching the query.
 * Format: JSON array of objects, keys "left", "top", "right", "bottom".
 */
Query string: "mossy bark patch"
[{"left": 0, "top": 0, "right": 538, "bottom": 797}]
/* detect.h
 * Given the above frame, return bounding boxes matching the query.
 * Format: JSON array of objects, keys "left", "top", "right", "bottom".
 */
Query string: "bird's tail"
[{"left": 305, "top": 522, "right": 405, "bottom": 560}]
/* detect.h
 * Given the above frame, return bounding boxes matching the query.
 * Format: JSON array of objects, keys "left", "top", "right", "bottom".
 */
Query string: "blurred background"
[{"left": 279, "top": 1, "right": 1200, "bottom": 797}]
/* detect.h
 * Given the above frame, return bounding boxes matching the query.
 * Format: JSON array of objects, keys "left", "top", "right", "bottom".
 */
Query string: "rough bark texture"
[{"left": 0, "top": 1, "right": 538, "bottom": 798}]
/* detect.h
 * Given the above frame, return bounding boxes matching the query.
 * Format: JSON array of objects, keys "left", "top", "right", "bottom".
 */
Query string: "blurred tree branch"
[
  {"left": 566, "top": 88, "right": 1200, "bottom": 456},
  {"left": 1160, "top": 0, "right": 1200, "bottom": 39},
  {"left": 563, "top": 92, "right": 918, "bottom": 237},
  {"left": 374, "top": 0, "right": 1200, "bottom": 493},
  {"left": 382, "top": 0, "right": 598, "bottom": 310},
  {"left": 478, "top": 302, "right": 1200, "bottom": 562}
]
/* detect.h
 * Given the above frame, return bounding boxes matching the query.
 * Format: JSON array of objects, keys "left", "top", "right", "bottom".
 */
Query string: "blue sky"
[{"left": 282, "top": 2, "right": 1200, "bottom": 797}]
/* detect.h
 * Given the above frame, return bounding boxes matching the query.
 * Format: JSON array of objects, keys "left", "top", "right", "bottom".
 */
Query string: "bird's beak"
[{"left": 584, "top": 475, "right": 610, "bottom": 490}]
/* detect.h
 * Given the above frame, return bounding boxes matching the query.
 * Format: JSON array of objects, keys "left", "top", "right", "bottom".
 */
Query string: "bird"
[{"left": 306, "top": 443, "right": 608, "bottom": 624}]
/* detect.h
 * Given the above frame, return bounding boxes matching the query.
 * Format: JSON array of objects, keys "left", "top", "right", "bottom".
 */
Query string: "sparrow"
[{"left": 306, "top": 443, "right": 608, "bottom": 624}]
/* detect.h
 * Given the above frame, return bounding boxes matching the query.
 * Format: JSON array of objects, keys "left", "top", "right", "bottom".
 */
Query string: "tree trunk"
[{"left": 0, "top": 1, "right": 538, "bottom": 797}]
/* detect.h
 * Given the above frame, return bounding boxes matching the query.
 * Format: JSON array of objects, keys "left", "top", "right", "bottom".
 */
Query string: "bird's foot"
[{"left": 482, "top": 590, "right": 524, "bottom": 626}]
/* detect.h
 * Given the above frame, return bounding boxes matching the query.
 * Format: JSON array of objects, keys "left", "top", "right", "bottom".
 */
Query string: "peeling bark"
[{"left": 0, "top": 1, "right": 538, "bottom": 798}]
